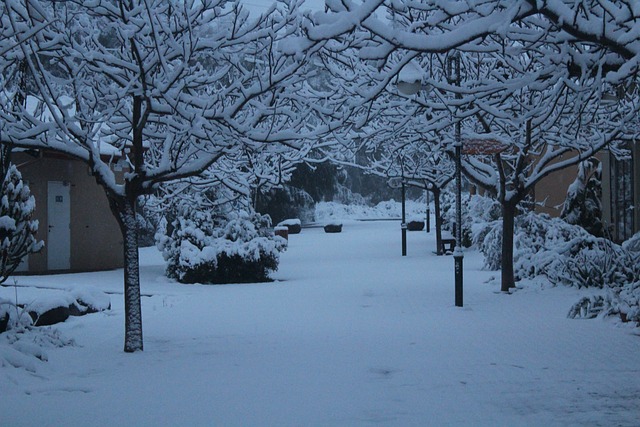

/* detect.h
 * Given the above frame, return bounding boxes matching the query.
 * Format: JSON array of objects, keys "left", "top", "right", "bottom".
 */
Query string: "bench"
[{"left": 440, "top": 231, "right": 456, "bottom": 254}]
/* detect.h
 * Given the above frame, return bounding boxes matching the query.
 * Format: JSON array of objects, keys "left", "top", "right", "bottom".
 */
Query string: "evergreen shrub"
[{"left": 158, "top": 206, "right": 286, "bottom": 284}]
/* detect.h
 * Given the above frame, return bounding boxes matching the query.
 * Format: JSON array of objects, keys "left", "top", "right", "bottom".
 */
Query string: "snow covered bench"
[{"left": 407, "top": 219, "right": 425, "bottom": 231}]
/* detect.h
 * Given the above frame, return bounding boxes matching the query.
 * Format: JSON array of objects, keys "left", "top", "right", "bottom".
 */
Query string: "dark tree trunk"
[
  {"left": 110, "top": 194, "right": 143, "bottom": 352},
  {"left": 433, "top": 189, "right": 443, "bottom": 255},
  {"left": 501, "top": 201, "right": 517, "bottom": 292}
]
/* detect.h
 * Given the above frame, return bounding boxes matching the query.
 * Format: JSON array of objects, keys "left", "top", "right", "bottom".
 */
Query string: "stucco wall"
[
  {"left": 533, "top": 157, "right": 580, "bottom": 218},
  {"left": 14, "top": 152, "right": 124, "bottom": 273}
]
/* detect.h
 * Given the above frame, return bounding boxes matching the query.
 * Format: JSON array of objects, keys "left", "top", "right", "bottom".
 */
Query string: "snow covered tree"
[
  {"left": 0, "top": 163, "right": 43, "bottom": 283},
  {"left": 305, "top": 1, "right": 640, "bottom": 86},
  {"left": 306, "top": 1, "right": 638, "bottom": 292},
  {"left": 0, "top": 0, "right": 347, "bottom": 352}
]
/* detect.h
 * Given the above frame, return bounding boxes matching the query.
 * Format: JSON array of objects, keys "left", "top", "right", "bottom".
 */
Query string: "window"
[{"left": 610, "top": 149, "right": 634, "bottom": 242}]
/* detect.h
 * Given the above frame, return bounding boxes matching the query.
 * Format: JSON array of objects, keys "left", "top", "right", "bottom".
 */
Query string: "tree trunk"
[
  {"left": 434, "top": 189, "right": 443, "bottom": 255},
  {"left": 501, "top": 201, "right": 517, "bottom": 292},
  {"left": 110, "top": 194, "right": 143, "bottom": 352}
]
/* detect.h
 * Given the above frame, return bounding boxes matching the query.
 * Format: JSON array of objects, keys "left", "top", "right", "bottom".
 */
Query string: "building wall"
[
  {"left": 15, "top": 152, "right": 124, "bottom": 273},
  {"left": 534, "top": 146, "right": 639, "bottom": 241},
  {"left": 533, "top": 157, "right": 580, "bottom": 217}
]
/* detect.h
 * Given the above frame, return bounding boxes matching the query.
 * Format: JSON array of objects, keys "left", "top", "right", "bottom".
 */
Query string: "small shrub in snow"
[
  {"left": 547, "top": 236, "right": 637, "bottom": 289},
  {"left": 622, "top": 232, "right": 640, "bottom": 253},
  {"left": 477, "top": 221, "right": 502, "bottom": 270},
  {"left": 158, "top": 207, "right": 286, "bottom": 284},
  {"left": 0, "top": 327, "right": 75, "bottom": 372},
  {"left": 476, "top": 211, "right": 640, "bottom": 326},
  {"left": 442, "top": 192, "right": 501, "bottom": 248},
  {"left": 314, "top": 199, "right": 426, "bottom": 222},
  {"left": 615, "top": 281, "right": 640, "bottom": 323},
  {"left": 568, "top": 281, "right": 640, "bottom": 325},
  {"left": 567, "top": 295, "right": 609, "bottom": 320},
  {"left": 560, "top": 158, "right": 605, "bottom": 237},
  {"left": 0, "top": 164, "right": 44, "bottom": 282},
  {"left": 513, "top": 213, "right": 588, "bottom": 281},
  {"left": 476, "top": 212, "right": 588, "bottom": 278}
]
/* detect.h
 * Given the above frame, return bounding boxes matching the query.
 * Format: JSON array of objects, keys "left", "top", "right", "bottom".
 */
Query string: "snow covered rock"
[
  {"left": 277, "top": 218, "right": 301, "bottom": 234},
  {"left": 21, "top": 288, "right": 111, "bottom": 328},
  {"left": 27, "top": 294, "right": 75, "bottom": 326},
  {"left": 68, "top": 286, "right": 111, "bottom": 315},
  {"left": 0, "top": 308, "right": 8, "bottom": 333},
  {"left": 29, "top": 306, "right": 70, "bottom": 327},
  {"left": 323, "top": 223, "right": 342, "bottom": 233}
]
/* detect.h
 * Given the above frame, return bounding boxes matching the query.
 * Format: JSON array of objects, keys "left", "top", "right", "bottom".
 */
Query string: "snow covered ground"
[{"left": 1, "top": 218, "right": 639, "bottom": 426}]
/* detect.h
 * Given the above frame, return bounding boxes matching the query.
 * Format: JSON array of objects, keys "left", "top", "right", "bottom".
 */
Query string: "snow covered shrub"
[
  {"left": 567, "top": 295, "right": 609, "bottom": 319},
  {"left": 158, "top": 204, "right": 286, "bottom": 284},
  {"left": 561, "top": 158, "right": 605, "bottom": 237},
  {"left": 0, "top": 164, "right": 44, "bottom": 283},
  {"left": 614, "top": 280, "right": 640, "bottom": 324},
  {"left": 441, "top": 192, "right": 501, "bottom": 249},
  {"left": 477, "top": 221, "right": 502, "bottom": 270},
  {"left": 256, "top": 185, "right": 315, "bottom": 225},
  {"left": 442, "top": 191, "right": 502, "bottom": 251},
  {"left": 548, "top": 236, "right": 637, "bottom": 289},
  {"left": 476, "top": 212, "right": 588, "bottom": 276},
  {"left": 0, "top": 327, "right": 75, "bottom": 372},
  {"left": 568, "top": 280, "right": 640, "bottom": 325},
  {"left": 512, "top": 213, "right": 588, "bottom": 280},
  {"left": 622, "top": 232, "right": 640, "bottom": 253}
]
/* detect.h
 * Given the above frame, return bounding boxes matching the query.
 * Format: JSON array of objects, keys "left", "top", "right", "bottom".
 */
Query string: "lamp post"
[
  {"left": 447, "top": 52, "right": 464, "bottom": 307},
  {"left": 425, "top": 184, "right": 431, "bottom": 233},
  {"left": 401, "top": 179, "right": 407, "bottom": 256},
  {"left": 396, "top": 56, "right": 464, "bottom": 306}
]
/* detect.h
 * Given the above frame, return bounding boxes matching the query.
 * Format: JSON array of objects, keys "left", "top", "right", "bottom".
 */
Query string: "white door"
[{"left": 47, "top": 181, "right": 71, "bottom": 270}]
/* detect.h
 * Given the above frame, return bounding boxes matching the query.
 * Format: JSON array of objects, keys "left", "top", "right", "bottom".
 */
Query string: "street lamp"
[
  {"left": 425, "top": 182, "right": 431, "bottom": 233},
  {"left": 397, "top": 55, "right": 464, "bottom": 307},
  {"left": 401, "top": 179, "right": 407, "bottom": 256},
  {"left": 388, "top": 176, "right": 407, "bottom": 256},
  {"left": 447, "top": 52, "right": 464, "bottom": 308}
]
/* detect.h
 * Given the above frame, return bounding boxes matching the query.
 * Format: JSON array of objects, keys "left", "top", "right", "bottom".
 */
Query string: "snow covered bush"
[
  {"left": 0, "top": 327, "right": 75, "bottom": 372},
  {"left": 158, "top": 203, "right": 286, "bottom": 284},
  {"left": 615, "top": 280, "right": 640, "bottom": 324},
  {"left": 622, "top": 232, "right": 640, "bottom": 253},
  {"left": 0, "top": 164, "right": 44, "bottom": 283},
  {"left": 476, "top": 212, "right": 587, "bottom": 278},
  {"left": 513, "top": 213, "right": 588, "bottom": 281},
  {"left": 474, "top": 211, "right": 640, "bottom": 326},
  {"left": 441, "top": 192, "right": 501, "bottom": 248},
  {"left": 547, "top": 236, "right": 637, "bottom": 289},
  {"left": 561, "top": 158, "right": 604, "bottom": 237},
  {"left": 568, "top": 280, "right": 640, "bottom": 326}
]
